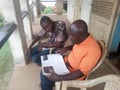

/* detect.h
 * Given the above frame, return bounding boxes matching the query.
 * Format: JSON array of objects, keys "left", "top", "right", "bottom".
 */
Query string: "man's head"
[
  {"left": 40, "top": 16, "right": 54, "bottom": 32},
  {"left": 69, "top": 19, "right": 89, "bottom": 44}
]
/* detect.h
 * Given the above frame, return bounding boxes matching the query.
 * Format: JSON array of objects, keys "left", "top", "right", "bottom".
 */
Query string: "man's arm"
[
  {"left": 40, "top": 41, "right": 63, "bottom": 48},
  {"left": 27, "top": 29, "right": 47, "bottom": 52},
  {"left": 45, "top": 69, "right": 84, "bottom": 81},
  {"left": 55, "top": 45, "right": 73, "bottom": 54},
  {"left": 29, "top": 35, "right": 40, "bottom": 48},
  {"left": 38, "top": 41, "right": 64, "bottom": 51},
  {"left": 64, "top": 45, "right": 73, "bottom": 50},
  {"left": 26, "top": 35, "right": 40, "bottom": 54}
]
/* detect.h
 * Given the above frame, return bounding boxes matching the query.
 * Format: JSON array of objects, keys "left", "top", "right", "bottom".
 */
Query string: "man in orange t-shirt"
[{"left": 40, "top": 19, "right": 101, "bottom": 90}]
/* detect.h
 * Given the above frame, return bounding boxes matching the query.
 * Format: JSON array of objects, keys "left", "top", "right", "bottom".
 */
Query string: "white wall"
[
  {"left": 81, "top": 0, "right": 92, "bottom": 26},
  {"left": 67, "top": 0, "right": 74, "bottom": 23},
  {"left": 67, "top": 0, "right": 92, "bottom": 25}
]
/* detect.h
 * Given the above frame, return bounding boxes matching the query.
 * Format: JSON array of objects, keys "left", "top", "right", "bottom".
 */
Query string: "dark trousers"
[
  {"left": 40, "top": 71, "right": 54, "bottom": 90},
  {"left": 28, "top": 45, "right": 49, "bottom": 66}
]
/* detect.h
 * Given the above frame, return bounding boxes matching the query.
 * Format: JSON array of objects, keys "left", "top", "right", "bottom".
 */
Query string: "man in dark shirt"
[{"left": 26, "top": 16, "right": 68, "bottom": 66}]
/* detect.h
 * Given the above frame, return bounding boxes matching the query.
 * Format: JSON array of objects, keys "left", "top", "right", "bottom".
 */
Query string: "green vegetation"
[
  {"left": 63, "top": 9, "right": 67, "bottom": 13},
  {"left": 41, "top": 7, "right": 67, "bottom": 14},
  {"left": 0, "top": 42, "right": 14, "bottom": 90},
  {"left": 42, "top": 7, "right": 54, "bottom": 14}
]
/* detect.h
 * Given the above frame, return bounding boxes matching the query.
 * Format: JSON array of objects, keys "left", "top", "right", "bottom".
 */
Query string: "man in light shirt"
[{"left": 26, "top": 16, "right": 68, "bottom": 66}]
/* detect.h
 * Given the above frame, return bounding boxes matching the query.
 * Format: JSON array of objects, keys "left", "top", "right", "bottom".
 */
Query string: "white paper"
[{"left": 41, "top": 54, "right": 70, "bottom": 75}]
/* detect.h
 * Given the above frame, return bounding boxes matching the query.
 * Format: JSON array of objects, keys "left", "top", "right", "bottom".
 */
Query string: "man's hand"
[
  {"left": 38, "top": 44, "right": 43, "bottom": 51},
  {"left": 45, "top": 68, "right": 60, "bottom": 81},
  {"left": 55, "top": 48, "right": 67, "bottom": 54},
  {"left": 26, "top": 47, "right": 32, "bottom": 56}
]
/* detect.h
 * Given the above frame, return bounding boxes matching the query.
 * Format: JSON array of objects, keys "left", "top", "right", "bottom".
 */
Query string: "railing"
[
  {"left": 21, "top": 1, "right": 36, "bottom": 21},
  {"left": 29, "top": 1, "right": 36, "bottom": 10},
  {"left": 0, "top": 0, "right": 36, "bottom": 49},
  {"left": 0, "top": 23, "right": 17, "bottom": 49}
]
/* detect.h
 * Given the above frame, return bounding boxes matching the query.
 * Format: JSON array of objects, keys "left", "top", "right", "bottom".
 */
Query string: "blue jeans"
[
  {"left": 40, "top": 71, "right": 54, "bottom": 90},
  {"left": 28, "top": 45, "right": 49, "bottom": 66}
]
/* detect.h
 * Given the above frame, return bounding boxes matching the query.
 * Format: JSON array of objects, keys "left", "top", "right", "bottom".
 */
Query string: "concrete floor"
[
  {"left": 8, "top": 14, "right": 120, "bottom": 90},
  {"left": 8, "top": 62, "right": 41, "bottom": 90}
]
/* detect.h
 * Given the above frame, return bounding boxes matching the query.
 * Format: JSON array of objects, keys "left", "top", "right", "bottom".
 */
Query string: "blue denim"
[
  {"left": 40, "top": 71, "right": 54, "bottom": 90},
  {"left": 28, "top": 45, "right": 49, "bottom": 66}
]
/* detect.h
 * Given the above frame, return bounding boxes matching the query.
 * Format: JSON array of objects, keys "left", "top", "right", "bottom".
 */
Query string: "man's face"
[
  {"left": 69, "top": 24, "right": 83, "bottom": 44},
  {"left": 41, "top": 23, "right": 53, "bottom": 32},
  {"left": 69, "top": 32, "right": 82, "bottom": 44}
]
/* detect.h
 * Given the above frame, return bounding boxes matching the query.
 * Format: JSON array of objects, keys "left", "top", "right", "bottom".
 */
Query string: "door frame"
[{"left": 108, "top": 3, "right": 120, "bottom": 53}]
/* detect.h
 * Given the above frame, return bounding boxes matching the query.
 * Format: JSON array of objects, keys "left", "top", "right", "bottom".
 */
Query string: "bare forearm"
[
  {"left": 64, "top": 45, "right": 74, "bottom": 51},
  {"left": 29, "top": 36, "right": 40, "bottom": 48},
  {"left": 46, "top": 70, "right": 84, "bottom": 81},
  {"left": 57, "top": 70, "right": 84, "bottom": 81},
  {"left": 41, "top": 42, "right": 62, "bottom": 48}
]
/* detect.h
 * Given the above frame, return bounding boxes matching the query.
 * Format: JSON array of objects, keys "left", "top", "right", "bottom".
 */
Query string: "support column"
[
  {"left": 0, "top": 0, "right": 28, "bottom": 65},
  {"left": 20, "top": 0, "right": 33, "bottom": 46},
  {"left": 56, "top": 0, "right": 63, "bottom": 15},
  {"left": 36, "top": 0, "right": 41, "bottom": 17},
  {"left": 28, "top": 0, "right": 35, "bottom": 25},
  {"left": 32, "top": 0, "right": 40, "bottom": 18}
]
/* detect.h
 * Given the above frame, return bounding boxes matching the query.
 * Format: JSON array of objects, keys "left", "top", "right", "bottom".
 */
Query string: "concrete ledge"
[{"left": 0, "top": 23, "right": 17, "bottom": 48}]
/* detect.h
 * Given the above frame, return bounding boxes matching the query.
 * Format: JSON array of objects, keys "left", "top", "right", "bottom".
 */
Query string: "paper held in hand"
[{"left": 41, "top": 54, "right": 70, "bottom": 75}]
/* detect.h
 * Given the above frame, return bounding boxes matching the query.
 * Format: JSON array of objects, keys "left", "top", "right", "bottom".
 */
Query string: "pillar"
[
  {"left": 32, "top": 0, "right": 41, "bottom": 18},
  {"left": 20, "top": 0, "right": 33, "bottom": 46},
  {"left": 36, "top": 0, "right": 41, "bottom": 17},
  {"left": 56, "top": 0, "right": 63, "bottom": 15}
]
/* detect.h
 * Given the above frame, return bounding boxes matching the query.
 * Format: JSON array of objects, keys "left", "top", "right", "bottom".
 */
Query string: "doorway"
[{"left": 110, "top": 15, "right": 120, "bottom": 54}]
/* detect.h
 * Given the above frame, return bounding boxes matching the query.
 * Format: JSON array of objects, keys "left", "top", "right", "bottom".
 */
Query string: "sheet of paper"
[{"left": 41, "top": 54, "right": 70, "bottom": 75}]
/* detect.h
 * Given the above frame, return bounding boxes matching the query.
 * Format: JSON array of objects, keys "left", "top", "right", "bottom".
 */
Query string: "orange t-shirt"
[{"left": 64, "top": 35, "right": 101, "bottom": 80}]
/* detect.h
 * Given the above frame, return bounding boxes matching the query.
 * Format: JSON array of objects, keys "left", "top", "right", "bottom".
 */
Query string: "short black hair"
[
  {"left": 73, "top": 19, "right": 88, "bottom": 33},
  {"left": 40, "top": 16, "right": 52, "bottom": 25},
  {"left": 70, "top": 19, "right": 88, "bottom": 37}
]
